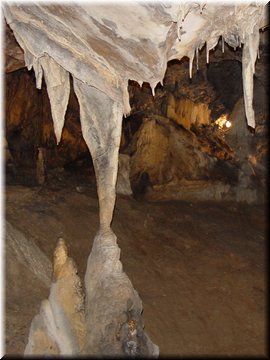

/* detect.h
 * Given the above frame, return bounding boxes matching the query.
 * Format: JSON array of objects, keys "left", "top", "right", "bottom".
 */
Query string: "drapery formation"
[
  {"left": 3, "top": 3, "right": 267, "bottom": 130},
  {"left": 3, "top": 2, "right": 268, "bottom": 356}
]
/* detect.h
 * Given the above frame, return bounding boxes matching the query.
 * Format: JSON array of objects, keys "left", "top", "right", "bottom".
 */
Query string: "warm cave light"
[{"left": 215, "top": 114, "right": 232, "bottom": 129}]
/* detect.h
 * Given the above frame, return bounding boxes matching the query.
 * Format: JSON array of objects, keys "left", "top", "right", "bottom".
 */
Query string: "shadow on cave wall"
[{"left": 5, "top": 69, "right": 93, "bottom": 186}]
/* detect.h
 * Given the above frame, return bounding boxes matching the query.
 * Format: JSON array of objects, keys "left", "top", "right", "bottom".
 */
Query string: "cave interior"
[
  {"left": 4, "top": 26, "right": 268, "bottom": 203},
  {"left": 2, "top": 4, "right": 269, "bottom": 358}
]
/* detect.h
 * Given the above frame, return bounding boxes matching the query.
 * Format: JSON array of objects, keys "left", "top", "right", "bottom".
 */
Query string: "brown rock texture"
[
  {"left": 5, "top": 22, "right": 25, "bottom": 73},
  {"left": 5, "top": 69, "right": 90, "bottom": 185},
  {"left": 4, "top": 24, "right": 268, "bottom": 203}
]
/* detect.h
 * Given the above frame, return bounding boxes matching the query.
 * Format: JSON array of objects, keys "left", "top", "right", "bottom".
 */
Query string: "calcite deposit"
[{"left": 2, "top": 2, "right": 268, "bottom": 357}]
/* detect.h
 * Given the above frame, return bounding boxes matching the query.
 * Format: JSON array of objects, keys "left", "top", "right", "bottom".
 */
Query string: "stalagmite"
[
  {"left": 83, "top": 229, "right": 158, "bottom": 356},
  {"left": 2, "top": 2, "right": 268, "bottom": 356},
  {"left": 36, "top": 147, "right": 46, "bottom": 186},
  {"left": 24, "top": 238, "right": 86, "bottom": 355}
]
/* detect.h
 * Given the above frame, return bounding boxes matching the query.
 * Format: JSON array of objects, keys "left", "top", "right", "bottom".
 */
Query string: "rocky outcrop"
[
  {"left": 128, "top": 115, "right": 239, "bottom": 202},
  {"left": 167, "top": 95, "right": 211, "bottom": 129},
  {"left": 24, "top": 235, "right": 158, "bottom": 357},
  {"left": 121, "top": 35, "right": 268, "bottom": 204},
  {"left": 24, "top": 238, "right": 86, "bottom": 355}
]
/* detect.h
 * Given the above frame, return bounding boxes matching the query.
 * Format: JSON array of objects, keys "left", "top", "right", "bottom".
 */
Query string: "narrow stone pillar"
[
  {"left": 73, "top": 79, "right": 123, "bottom": 231},
  {"left": 73, "top": 80, "right": 159, "bottom": 356},
  {"left": 36, "top": 147, "right": 46, "bottom": 185}
]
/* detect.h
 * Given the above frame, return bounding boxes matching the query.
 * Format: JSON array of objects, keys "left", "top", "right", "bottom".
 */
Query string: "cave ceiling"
[
  {"left": 3, "top": 2, "right": 268, "bottom": 138},
  {"left": 3, "top": 5, "right": 269, "bottom": 355}
]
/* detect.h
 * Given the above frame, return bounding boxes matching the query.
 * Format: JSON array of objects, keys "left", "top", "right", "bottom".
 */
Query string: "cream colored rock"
[
  {"left": 3, "top": 3, "right": 268, "bottom": 356},
  {"left": 24, "top": 238, "right": 86, "bottom": 356},
  {"left": 24, "top": 234, "right": 158, "bottom": 357},
  {"left": 167, "top": 94, "right": 211, "bottom": 130},
  {"left": 3, "top": 3, "right": 268, "bottom": 130},
  {"left": 130, "top": 118, "right": 170, "bottom": 187},
  {"left": 84, "top": 229, "right": 159, "bottom": 356},
  {"left": 130, "top": 116, "right": 212, "bottom": 189}
]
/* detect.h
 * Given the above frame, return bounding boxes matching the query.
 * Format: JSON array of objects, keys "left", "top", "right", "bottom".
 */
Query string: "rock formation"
[
  {"left": 24, "top": 238, "right": 86, "bottom": 355},
  {"left": 5, "top": 221, "right": 52, "bottom": 289},
  {"left": 2, "top": 2, "right": 268, "bottom": 357}
]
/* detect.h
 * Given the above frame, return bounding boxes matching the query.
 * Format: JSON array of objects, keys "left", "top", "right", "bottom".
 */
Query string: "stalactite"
[
  {"left": 222, "top": 36, "right": 225, "bottom": 53},
  {"left": 242, "top": 29, "right": 260, "bottom": 128},
  {"left": 189, "top": 50, "right": 194, "bottom": 79},
  {"left": 3, "top": 3, "right": 268, "bottom": 356},
  {"left": 206, "top": 42, "right": 209, "bottom": 64},
  {"left": 39, "top": 55, "right": 70, "bottom": 144},
  {"left": 196, "top": 47, "right": 199, "bottom": 70}
]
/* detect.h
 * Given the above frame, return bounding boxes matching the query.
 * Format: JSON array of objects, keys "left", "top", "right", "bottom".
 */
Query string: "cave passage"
[{"left": 3, "top": 4, "right": 268, "bottom": 357}]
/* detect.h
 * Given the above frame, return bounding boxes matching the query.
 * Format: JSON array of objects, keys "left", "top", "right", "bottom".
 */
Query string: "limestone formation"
[
  {"left": 84, "top": 229, "right": 158, "bottom": 356},
  {"left": 2, "top": 2, "right": 268, "bottom": 357},
  {"left": 24, "top": 234, "right": 158, "bottom": 356},
  {"left": 128, "top": 114, "right": 238, "bottom": 201},
  {"left": 167, "top": 95, "right": 211, "bottom": 129},
  {"left": 24, "top": 238, "right": 86, "bottom": 355},
  {"left": 3, "top": 4, "right": 268, "bottom": 131}
]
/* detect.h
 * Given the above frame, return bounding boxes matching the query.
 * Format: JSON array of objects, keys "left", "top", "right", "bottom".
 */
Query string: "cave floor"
[{"left": 4, "top": 169, "right": 267, "bottom": 356}]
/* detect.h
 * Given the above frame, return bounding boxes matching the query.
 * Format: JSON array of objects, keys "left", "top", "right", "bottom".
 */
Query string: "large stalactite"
[{"left": 2, "top": 3, "right": 268, "bottom": 356}]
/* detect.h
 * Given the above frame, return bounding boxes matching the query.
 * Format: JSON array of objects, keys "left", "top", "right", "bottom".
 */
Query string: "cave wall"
[
  {"left": 4, "top": 27, "right": 268, "bottom": 202},
  {"left": 5, "top": 68, "right": 42, "bottom": 169},
  {"left": 5, "top": 68, "right": 90, "bottom": 184},
  {"left": 120, "top": 35, "right": 268, "bottom": 203}
]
